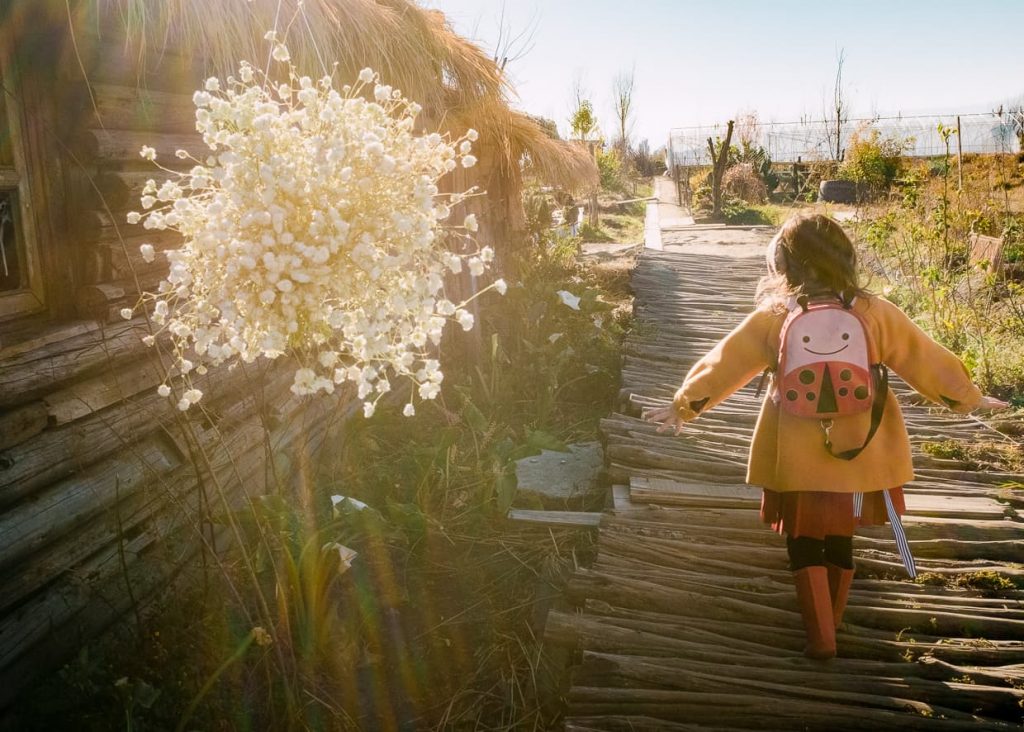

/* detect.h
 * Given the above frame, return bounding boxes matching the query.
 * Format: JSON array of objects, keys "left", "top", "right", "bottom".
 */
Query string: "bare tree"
[
  {"left": 490, "top": 1, "right": 539, "bottom": 72},
  {"left": 708, "top": 120, "right": 735, "bottom": 220},
  {"left": 570, "top": 71, "right": 588, "bottom": 118},
  {"left": 734, "top": 109, "right": 759, "bottom": 150},
  {"left": 822, "top": 49, "right": 849, "bottom": 162},
  {"left": 612, "top": 66, "right": 636, "bottom": 155}
]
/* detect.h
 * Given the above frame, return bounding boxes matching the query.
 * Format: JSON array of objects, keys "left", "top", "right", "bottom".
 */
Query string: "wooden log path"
[{"left": 548, "top": 250, "right": 1024, "bottom": 731}]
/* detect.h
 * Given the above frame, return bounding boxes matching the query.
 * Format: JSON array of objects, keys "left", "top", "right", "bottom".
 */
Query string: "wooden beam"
[{"left": 506, "top": 509, "right": 602, "bottom": 528}]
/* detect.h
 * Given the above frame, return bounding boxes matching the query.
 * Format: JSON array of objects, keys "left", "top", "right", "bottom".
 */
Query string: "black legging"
[{"left": 786, "top": 535, "right": 854, "bottom": 571}]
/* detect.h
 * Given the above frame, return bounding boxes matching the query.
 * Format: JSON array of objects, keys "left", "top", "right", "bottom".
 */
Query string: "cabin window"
[
  {"left": 0, "top": 61, "right": 45, "bottom": 319},
  {"left": 0, "top": 190, "right": 22, "bottom": 292}
]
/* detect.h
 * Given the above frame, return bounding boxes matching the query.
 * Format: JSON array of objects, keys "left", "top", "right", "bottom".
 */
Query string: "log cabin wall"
[
  {"left": 0, "top": 0, "right": 558, "bottom": 704},
  {"left": 0, "top": 15, "right": 361, "bottom": 707}
]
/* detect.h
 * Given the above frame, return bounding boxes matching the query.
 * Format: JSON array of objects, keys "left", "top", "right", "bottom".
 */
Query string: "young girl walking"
[{"left": 647, "top": 213, "right": 1007, "bottom": 660}]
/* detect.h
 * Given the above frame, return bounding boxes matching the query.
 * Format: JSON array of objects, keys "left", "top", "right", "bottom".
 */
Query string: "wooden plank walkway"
[{"left": 547, "top": 250, "right": 1024, "bottom": 731}]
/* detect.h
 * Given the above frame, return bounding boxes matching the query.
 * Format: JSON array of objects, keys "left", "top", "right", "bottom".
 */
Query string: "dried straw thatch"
[
  {"left": 91, "top": 0, "right": 502, "bottom": 114},
  {"left": 506, "top": 113, "right": 599, "bottom": 192},
  {"left": 84, "top": 0, "right": 597, "bottom": 194}
]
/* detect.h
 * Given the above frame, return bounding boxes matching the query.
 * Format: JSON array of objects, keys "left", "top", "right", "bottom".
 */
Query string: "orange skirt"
[{"left": 760, "top": 488, "right": 905, "bottom": 539}]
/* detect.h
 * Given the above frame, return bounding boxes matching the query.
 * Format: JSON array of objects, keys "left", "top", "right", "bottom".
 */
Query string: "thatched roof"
[
  {"left": 508, "top": 113, "right": 599, "bottom": 192},
  {"left": 487, "top": 108, "right": 599, "bottom": 192},
  {"left": 84, "top": 0, "right": 597, "bottom": 192}
]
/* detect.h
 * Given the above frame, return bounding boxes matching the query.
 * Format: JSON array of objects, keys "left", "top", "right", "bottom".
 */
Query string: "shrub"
[
  {"left": 722, "top": 163, "right": 768, "bottom": 203},
  {"left": 1004, "top": 216, "right": 1024, "bottom": 263},
  {"left": 689, "top": 167, "right": 711, "bottom": 193},
  {"left": 734, "top": 141, "right": 779, "bottom": 193},
  {"left": 850, "top": 153, "right": 1024, "bottom": 396},
  {"left": 523, "top": 190, "right": 553, "bottom": 237},
  {"left": 721, "top": 199, "right": 778, "bottom": 225},
  {"left": 629, "top": 139, "right": 666, "bottom": 177},
  {"left": 840, "top": 125, "right": 911, "bottom": 194},
  {"left": 801, "top": 159, "right": 842, "bottom": 201},
  {"left": 596, "top": 146, "right": 624, "bottom": 191},
  {"left": 689, "top": 168, "right": 713, "bottom": 210}
]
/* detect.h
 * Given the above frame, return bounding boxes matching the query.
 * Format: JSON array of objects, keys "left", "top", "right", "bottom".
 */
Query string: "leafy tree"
[
  {"left": 570, "top": 100, "right": 597, "bottom": 141},
  {"left": 596, "top": 146, "right": 623, "bottom": 191}
]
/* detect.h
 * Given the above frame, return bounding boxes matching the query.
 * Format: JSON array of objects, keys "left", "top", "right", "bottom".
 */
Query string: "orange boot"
[
  {"left": 826, "top": 563, "right": 855, "bottom": 630},
  {"left": 792, "top": 566, "right": 836, "bottom": 660}
]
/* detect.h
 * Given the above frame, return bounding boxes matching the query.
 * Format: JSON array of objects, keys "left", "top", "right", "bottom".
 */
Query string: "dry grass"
[
  {"left": 92, "top": 0, "right": 502, "bottom": 113},
  {"left": 504, "top": 112, "right": 598, "bottom": 192},
  {"left": 723, "top": 163, "right": 768, "bottom": 203},
  {"left": 582, "top": 250, "right": 636, "bottom": 316},
  {"left": 81, "top": 0, "right": 597, "bottom": 197},
  {"left": 921, "top": 437, "right": 1024, "bottom": 474}
]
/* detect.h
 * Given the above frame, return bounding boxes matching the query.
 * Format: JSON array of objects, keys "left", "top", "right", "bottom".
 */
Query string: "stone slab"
[{"left": 515, "top": 442, "right": 604, "bottom": 509}]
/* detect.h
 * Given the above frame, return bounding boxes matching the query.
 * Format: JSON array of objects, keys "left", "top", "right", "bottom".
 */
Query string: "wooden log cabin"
[{"left": 0, "top": 0, "right": 596, "bottom": 706}]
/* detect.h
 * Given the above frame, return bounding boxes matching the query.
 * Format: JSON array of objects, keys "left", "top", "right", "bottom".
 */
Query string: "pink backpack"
[{"left": 772, "top": 295, "right": 888, "bottom": 459}]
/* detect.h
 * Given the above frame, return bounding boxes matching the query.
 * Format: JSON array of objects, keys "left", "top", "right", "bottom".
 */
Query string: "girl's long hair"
[{"left": 755, "top": 213, "right": 869, "bottom": 312}]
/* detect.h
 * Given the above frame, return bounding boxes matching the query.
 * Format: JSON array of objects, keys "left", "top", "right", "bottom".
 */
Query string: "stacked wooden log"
[
  {"left": 0, "top": 322, "right": 359, "bottom": 706},
  {"left": 0, "top": 27, "right": 361, "bottom": 707},
  {"left": 548, "top": 250, "right": 1024, "bottom": 730},
  {"left": 65, "top": 49, "right": 203, "bottom": 321}
]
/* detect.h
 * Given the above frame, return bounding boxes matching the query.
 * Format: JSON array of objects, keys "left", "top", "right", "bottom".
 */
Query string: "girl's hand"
[
  {"left": 646, "top": 404, "right": 688, "bottom": 435},
  {"left": 976, "top": 395, "right": 1010, "bottom": 412}
]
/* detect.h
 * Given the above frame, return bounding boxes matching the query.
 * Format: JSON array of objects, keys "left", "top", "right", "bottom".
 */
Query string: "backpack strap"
[
  {"left": 822, "top": 364, "right": 888, "bottom": 460},
  {"left": 754, "top": 366, "right": 772, "bottom": 398}
]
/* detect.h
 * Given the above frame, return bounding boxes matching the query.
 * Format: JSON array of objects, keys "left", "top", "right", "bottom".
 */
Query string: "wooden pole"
[
  {"left": 956, "top": 115, "right": 963, "bottom": 192},
  {"left": 671, "top": 158, "right": 679, "bottom": 206},
  {"left": 589, "top": 140, "right": 599, "bottom": 228}
]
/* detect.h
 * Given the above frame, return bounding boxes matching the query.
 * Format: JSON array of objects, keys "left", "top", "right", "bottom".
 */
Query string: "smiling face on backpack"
[{"left": 785, "top": 309, "right": 869, "bottom": 371}]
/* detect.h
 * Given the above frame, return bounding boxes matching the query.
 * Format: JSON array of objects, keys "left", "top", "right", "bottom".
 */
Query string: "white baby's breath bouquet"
[{"left": 125, "top": 36, "right": 505, "bottom": 417}]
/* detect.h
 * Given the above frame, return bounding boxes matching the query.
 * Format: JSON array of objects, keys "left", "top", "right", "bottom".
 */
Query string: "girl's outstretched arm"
[
  {"left": 645, "top": 307, "right": 775, "bottom": 433},
  {"left": 872, "top": 297, "right": 1006, "bottom": 413}
]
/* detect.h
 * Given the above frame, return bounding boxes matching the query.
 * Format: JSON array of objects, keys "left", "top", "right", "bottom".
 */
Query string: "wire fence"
[{"left": 668, "top": 111, "right": 1022, "bottom": 168}]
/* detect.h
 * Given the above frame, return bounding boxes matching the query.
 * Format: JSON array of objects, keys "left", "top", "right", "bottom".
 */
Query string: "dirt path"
[
  {"left": 652, "top": 175, "right": 694, "bottom": 230},
  {"left": 648, "top": 175, "right": 776, "bottom": 258}
]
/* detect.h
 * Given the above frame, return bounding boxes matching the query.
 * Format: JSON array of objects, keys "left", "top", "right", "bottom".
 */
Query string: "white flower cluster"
[{"left": 127, "top": 45, "right": 504, "bottom": 415}]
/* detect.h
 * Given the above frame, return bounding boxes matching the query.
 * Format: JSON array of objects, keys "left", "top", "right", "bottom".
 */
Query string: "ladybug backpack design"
[{"left": 773, "top": 295, "right": 888, "bottom": 460}]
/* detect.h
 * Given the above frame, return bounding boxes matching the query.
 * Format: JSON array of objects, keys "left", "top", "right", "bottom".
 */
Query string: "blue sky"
[{"left": 424, "top": 0, "right": 1024, "bottom": 149}]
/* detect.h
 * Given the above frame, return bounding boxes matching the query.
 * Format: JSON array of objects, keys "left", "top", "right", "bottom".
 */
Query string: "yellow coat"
[{"left": 671, "top": 296, "right": 983, "bottom": 493}]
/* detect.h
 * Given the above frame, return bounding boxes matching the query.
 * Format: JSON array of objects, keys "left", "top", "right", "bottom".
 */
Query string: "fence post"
[
  {"left": 956, "top": 115, "right": 963, "bottom": 192},
  {"left": 588, "top": 140, "right": 599, "bottom": 228},
  {"left": 673, "top": 160, "right": 682, "bottom": 206}
]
